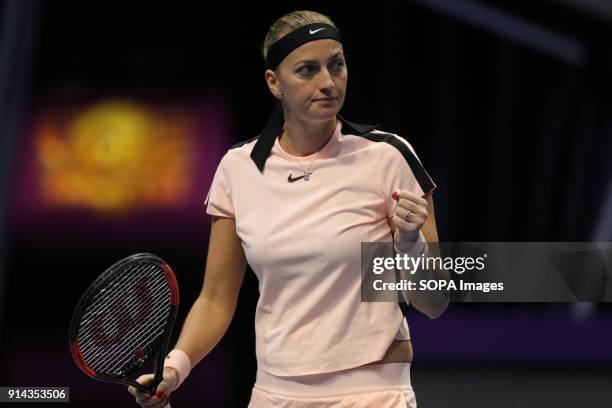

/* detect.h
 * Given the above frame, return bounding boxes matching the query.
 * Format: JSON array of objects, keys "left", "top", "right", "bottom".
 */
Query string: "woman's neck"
[{"left": 279, "top": 114, "right": 337, "bottom": 157}]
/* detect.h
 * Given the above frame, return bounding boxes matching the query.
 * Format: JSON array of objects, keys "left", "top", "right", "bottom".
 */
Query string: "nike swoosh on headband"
[
  {"left": 309, "top": 28, "right": 325, "bottom": 34},
  {"left": 287, "top": 173, "right": 308, "bottom": 183}
]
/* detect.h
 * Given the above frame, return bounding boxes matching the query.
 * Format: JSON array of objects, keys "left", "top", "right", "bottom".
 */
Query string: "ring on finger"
[{"left": 403, "top": 210, "right": 411, "bottom": 221}]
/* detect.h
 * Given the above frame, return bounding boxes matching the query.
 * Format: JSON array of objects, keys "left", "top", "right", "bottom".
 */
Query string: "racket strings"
[
  {"left": 90, "top": 300, "right": 170, "bottom": 374},
  {"left": 78, "top": 271, "right": 167, "bottom": 347},
  {"left": 78, "top": 264, "right": 153, "bottom": 345},
  {"left": 77, "top": 262, "right": 172, "bottom": 376},
  {"left": 81, "top": 277, "right": 167, "bottom": 349},
  {"left": 80, "top": 265, "right": 167, "bottom": 344},
  {"left": 81, "top": 270, "right": 170, "bottom": 374},
  {"left": 80, "top": 278, "right": 169, "bottom": 363}
]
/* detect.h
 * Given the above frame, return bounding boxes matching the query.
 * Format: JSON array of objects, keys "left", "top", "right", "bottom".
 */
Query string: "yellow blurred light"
[{"left": 35, "top": 100, "right": 195, "bottom": 212}]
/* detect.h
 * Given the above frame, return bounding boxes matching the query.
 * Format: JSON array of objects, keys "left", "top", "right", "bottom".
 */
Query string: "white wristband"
[
  {"left": 393, "top": 230, "right": 428, "bottom": 256},
  {"left": 163, "top": 349, "right": 192, "bottom": 389}
]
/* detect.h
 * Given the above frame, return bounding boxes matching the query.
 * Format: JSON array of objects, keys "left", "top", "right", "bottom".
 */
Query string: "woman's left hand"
[{"left": 391, "top": 189, "right": 428, "bottom": 240}]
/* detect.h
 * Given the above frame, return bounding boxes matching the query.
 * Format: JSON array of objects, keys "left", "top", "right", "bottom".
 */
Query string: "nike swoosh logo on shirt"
[
  {"left": 287, "top": 173, "right": 307, "bottom": 183},
  {"left": 309, "top": 28, "right": 325, "bottom": 35}
]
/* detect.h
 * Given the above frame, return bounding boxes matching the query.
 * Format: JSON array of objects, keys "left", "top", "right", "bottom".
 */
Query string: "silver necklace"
[
  {"left": 280, "top": 128, "right": 317, "bottom": 181},
  {"left": 294, "top": 157, "right": 315, "bottom": 181}
]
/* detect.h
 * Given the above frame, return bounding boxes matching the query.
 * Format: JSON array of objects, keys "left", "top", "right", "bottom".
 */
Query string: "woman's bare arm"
[{"left": 172, "top": 216, "right": 247, "bottom": 368}]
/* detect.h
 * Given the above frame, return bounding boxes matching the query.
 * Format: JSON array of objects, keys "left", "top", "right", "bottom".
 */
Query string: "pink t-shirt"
[{"left": 205, "top": 111, "right": 435, "bottom": 376}]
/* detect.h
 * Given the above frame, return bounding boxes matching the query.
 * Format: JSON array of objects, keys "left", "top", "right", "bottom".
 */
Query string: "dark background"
[{"left": 1, "top": 0, "right": 611, "bottom": 407}]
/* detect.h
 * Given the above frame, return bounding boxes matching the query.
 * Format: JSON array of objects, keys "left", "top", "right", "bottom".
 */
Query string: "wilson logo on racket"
[{"left": 89, "top": 275, "right": 154, "bottom": 348}]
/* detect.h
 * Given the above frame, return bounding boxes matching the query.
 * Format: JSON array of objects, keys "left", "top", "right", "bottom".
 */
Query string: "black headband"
[{"left": 266, "top": 23, "right": 342, "bottom": 70}]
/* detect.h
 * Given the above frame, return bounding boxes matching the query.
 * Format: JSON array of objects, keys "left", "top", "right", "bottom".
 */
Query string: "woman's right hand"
[{"left": 127, "top": 367, "right": 179, "bottom": 408}]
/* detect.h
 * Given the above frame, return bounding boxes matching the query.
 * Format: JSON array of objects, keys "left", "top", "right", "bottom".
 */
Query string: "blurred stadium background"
[{"left": 0, "top": 1, "right": 611, "bottom": 406}]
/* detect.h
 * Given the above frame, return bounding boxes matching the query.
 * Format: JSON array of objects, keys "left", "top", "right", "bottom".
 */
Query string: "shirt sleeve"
[
  {"left": 204, "top": 151, "right": 235, "bottom": 218},
  {"left": 379, "top": 133, "right": 436, "bottom": 219}
]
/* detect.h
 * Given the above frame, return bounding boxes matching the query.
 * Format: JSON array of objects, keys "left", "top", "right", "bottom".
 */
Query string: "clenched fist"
[{"left": 391, "top": 189, "right": 428, "bottom": 241}]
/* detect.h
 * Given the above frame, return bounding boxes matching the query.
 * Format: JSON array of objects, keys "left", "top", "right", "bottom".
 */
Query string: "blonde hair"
[{"left": 261, "top": 10, "right": 338, "bottom": 62}]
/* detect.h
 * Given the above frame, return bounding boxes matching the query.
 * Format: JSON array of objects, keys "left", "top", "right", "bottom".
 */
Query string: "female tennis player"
[{"left": 128, "top": 10, "right": 449, "bottom": 408}]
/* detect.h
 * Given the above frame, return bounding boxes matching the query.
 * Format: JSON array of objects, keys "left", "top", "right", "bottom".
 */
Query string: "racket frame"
[{"left": 69, "top": 253, "right": 179, "bottom": 396}]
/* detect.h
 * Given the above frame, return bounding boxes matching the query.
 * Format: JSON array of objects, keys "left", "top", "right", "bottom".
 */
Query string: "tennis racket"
[{"left": 69, "top": 253, "right": 179, "bottom": 404}]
